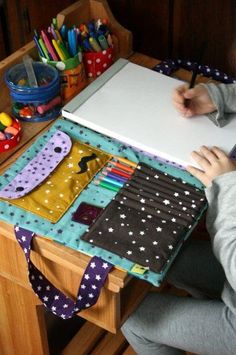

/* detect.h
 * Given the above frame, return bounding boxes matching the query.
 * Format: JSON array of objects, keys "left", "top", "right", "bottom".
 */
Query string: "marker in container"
[
  {"left": 89, "top": 37, "right": 102, "bottom": 52},
  {"left": 38, "top": 37, "right": 51, "bottom": 60},
  {"left": 98, "top": 34, "right": 109, "bottom": 49},
  {"left": 60, "top": 24, "right": 68, "bottom": 40},
  {"left": 82, "top": 38, "right": 93, "bottom": 52},
  {"left": 33, "top": 36, "right": 45, "bottom": 58},
  {"left": 52, "top": 39, "right": 66, "bottom": 60},
  {"left": 57, "top": 40, "right": 70, "bottom": 60},
  {"left": 41, "top": 30, "right": 59, "bottom": 61}
]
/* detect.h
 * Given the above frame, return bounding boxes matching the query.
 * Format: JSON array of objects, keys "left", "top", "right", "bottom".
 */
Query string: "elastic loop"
[{"left": 153, "top": 59, "right": 236, "bottom": 84}]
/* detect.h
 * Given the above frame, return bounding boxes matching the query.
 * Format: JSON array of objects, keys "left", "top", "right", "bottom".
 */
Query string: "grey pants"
[{"left": 121, "top": 239, "right": 236, "bottom": 355}]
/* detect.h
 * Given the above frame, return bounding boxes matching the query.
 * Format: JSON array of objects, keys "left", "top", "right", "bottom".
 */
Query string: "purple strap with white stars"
[
  {"left": 153, "top": 59, "right": 236, "bottom": 84},
  {"left": 0, "top": 130, "right": 71, "bottom": 199},
  {"left": 14, "top": 226, "right": 113, "bottom": 319}
]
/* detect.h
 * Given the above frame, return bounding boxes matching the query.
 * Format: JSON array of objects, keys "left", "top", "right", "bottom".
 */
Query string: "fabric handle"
[
  {"left": 14, "top": 226, "right": 113, "bottom": 319},
  {"left": 153, "top": 59, "right": 236, "bottom": 84}
]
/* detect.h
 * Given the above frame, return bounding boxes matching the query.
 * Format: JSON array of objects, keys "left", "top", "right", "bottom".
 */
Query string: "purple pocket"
[
  {"left": 0, "top": 130, "right": 71, "bottom": 199},
  {"left": 72, "top": 202, "right": 103, "bottom": 225}
]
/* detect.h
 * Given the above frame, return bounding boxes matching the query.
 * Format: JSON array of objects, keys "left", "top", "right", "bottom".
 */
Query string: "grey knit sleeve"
[
  {"left": 205, "top": 171, "right": 236, "bottom": 292},
  {"left": 201, "top": 83, "right": 236, "bottom": 127}
]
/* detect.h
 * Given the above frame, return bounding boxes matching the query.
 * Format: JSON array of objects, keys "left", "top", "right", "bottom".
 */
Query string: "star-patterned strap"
[
  {"left": 153, "top": 59, "right": 236, "bottom": 83},
  {"left": 14, "top": 226, "right": 113, "bottom": 319},
  {"left": 0, "top": 130, "right": 72, "bottom": 199}
]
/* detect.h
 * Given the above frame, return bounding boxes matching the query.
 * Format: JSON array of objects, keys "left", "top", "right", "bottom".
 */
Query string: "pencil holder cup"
[
  {"left": 5, "top": 62, "right": 61, "bottom": 122},
  {"left": 83, "top": 46, "right": 114, "bottom": 78},
  {"left": 41, "top": 54, "right": 87, "bottom": 102},
  {"left": 0, "top": 113, "right": 21, "bottom": 153}
]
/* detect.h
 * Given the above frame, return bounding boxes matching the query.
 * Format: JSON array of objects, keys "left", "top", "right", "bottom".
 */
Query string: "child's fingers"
[
  {"left": 190, "top": 150, "right": 211, "bottom": 170},
  {"left": 183, "top": 88, "right": 196, "bottom": 99},
  {"left": 173, "top": 102, "right": 187, "bottom": 114},
  {"left": 199, "top": 145, "right": 219, "bottom": 164},
  {"left": 176, "top": 84, "right": 189, "bottom": 94},
  {"left": 173, "top": 101, "right": 184, "bottom": 110},
  {"left": 186, "top": 165, "right": 208, "bottom": 186},
  {"left": 173, "top": 101, "right": 195, "bottom": 117},
  {"left": 173, "top": 84, "right": 189, "bottom": 101},
  {"left": 172, "top": 91, "right": 185, "bottom": 105},
  {"left": 211, "top": 146, "right": 228, "bottom": 160}
]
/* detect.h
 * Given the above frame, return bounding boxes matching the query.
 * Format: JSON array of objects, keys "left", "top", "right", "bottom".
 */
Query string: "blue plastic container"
[{"left": 5, "top": 62, "right": 61, "bottom": 122}]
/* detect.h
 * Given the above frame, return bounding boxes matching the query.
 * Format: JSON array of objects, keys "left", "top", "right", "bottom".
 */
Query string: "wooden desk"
[
  {"left": 0, "top": 42, "right": 213, "bottom": 352},
  {"left": 0, "top": 50, "right": 165, "bottom": 355}
]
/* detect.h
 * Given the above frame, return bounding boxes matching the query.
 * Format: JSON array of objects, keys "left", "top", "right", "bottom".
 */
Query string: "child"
[{"left": 121, "top": 83, "right": 236, "bottom": 354}]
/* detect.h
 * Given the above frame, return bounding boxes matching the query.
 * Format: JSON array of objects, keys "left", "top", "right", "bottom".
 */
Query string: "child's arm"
[
  {"left": 206, "top": 170, "right": 236, "bottom": 293},
  {"left": 202, "top": 83, "right": 236, "bottom": 127},
  {"left": 172, "top": 83, "right": 236, "bottom": 127},
  {"left": 187, "top": 146, "right": 236, "bottom": 292}
]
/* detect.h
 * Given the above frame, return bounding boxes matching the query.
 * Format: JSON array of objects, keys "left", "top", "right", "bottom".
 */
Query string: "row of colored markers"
[{"left": 94, "top": 156, "right": 138, "bottom": 192}]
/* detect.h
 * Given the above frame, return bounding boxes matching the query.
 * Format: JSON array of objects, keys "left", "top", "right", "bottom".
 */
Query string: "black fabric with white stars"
[{"left": 81, "top": 162, "right": 205, "bottom": 273}]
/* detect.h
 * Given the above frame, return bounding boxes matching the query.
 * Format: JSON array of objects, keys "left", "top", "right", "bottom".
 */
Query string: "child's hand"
[
  {"left": 186, "top": 146, "right": 236, "bottom": 187},
  {"left": 172, "top": 84, "right": 216, "bottom": 117}
]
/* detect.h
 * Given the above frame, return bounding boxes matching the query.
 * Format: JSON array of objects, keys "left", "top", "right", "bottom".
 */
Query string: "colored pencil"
[
  {"left": 106, "top": 167, "right": 132, "bottom": 179},
  {"left": 99, "top": 175, "right": 124, "bottom": 188},
  {"left": 114, "top": 156, "right": 138, "bottom": 168},
  {"left": 109, "top": 161, "right": 134, "bottom": 173},
  {"left": 102, "top": 171, "right": 128, "bottom": 183},
  {"left": 94, "top": 179, "right": 120, "bottom": 192}
]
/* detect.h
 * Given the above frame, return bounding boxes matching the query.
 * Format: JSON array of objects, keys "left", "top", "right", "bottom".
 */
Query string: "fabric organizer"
[
  {"left": 82, "top": 162, "right": 206, "bottom": 274},
  {"left": 0, "top": 118, "right": 206, "bottom": 287}
]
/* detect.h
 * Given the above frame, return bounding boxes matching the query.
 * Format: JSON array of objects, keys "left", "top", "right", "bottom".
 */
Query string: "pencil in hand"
[
  {"left": 184, "top": 65, "right": 199, "bottom": 108},
  {"left": 184, "top": 41, "right": 207, "bottom": 108}
]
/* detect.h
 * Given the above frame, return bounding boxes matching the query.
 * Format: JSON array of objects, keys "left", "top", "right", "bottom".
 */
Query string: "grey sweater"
[
  {"left": 204, "top": 83, "right": 236, "bottom": 127},
  {"left": 203, "top": 83, "right": 236, "bottom": 315}
]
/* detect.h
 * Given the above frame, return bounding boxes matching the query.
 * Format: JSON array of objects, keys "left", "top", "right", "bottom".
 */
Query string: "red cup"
[
  {"left": 83, "top": 46, "right": 113, "bottom": 78},
  {"left": 0, "top": 118, "right": 21, "bottom": 153}
]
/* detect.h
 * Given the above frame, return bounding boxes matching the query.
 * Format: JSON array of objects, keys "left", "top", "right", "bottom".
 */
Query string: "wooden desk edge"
[{"left": 0, "top": 221, "right": 132, "bottom": 293}]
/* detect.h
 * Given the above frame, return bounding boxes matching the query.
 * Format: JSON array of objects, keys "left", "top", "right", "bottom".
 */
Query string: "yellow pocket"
[{"left": 8, "top": 139, "right": 111, "bottom": 223}]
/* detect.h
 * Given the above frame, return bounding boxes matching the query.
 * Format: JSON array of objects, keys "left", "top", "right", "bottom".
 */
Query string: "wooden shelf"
[{"left": 0, "top": 0, "right": 132, "bottom": 166}]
